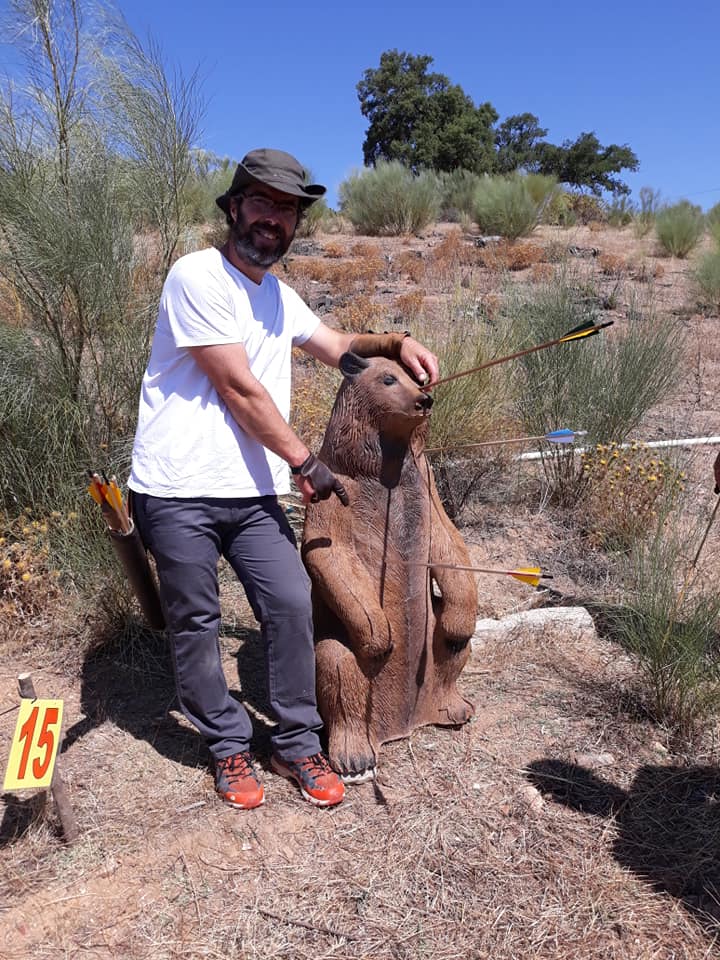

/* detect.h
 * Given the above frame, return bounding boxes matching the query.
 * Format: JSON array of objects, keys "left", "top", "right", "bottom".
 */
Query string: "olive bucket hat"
[{"left": 216, "top": 148, "right": 326, "bottom": 214}]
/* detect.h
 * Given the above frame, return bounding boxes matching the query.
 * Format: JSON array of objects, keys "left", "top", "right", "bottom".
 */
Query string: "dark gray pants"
[{"left": 132, "top": 493, "right": 323, "bottom": 761}]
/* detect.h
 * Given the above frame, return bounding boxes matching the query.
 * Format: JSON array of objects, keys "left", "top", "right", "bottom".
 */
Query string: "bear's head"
[
  {"left": 317, "top": 353, "right": 433, "bottom": 476},
  {"left": 339, "top": 352, "right": 433, "bottom": 432}
]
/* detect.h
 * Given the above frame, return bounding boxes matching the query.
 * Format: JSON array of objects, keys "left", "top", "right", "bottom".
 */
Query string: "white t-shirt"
[{"left": 128, "top": 247, "right": 320, "bottom": 498}]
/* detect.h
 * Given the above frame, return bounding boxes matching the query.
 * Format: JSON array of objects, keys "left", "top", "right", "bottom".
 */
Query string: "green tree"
[
  {"left": 536, "top": 131, "right": 639, "bottom": 196},
  {"left": 357, "top": 50, "right": 498, "bottom": 174},
  {"left": 494, "top": 112, "right": 548, "bottom": 174}
]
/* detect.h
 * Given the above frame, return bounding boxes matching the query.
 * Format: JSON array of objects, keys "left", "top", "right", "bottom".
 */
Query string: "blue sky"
[{"left": 4, "top": 0, "right": 720, "bottom": 210}]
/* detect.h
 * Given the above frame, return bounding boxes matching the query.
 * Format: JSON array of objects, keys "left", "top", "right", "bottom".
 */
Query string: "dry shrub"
[
  {"left": 0, "top": 510, "right": 64, "bottom": 624},
  {"left": 429, "top": 229, "right": 478, "bottom": 268},
  {"left": 588, "top": 220, "right": 606, "bottom": 233},
  {"left": 530, "top": 263, "right": 554, "bottom": 284},
  {"left": 395, "top": 250, "right": 426, "bottom": 283},
  {"left": 480, "top": 241, "right": 544, "bottom": 272},
  {"left": 568, "top": 194, "right": 606, "bottom": 225},
  {"left": 632, "top": 260, "right": 665, "bottom": 283},
  {"left": 598, "top": 253, "right": 628, "bottom": 277},
  {"left": 581, "top": 442, "right": 686, "bottom": 550},
  {"left": 324, "top": 256, "right": 384, "bottom": 295},
  {"left": 349, "top": 240, "right": 381, "bottom": 258},
  {"left": 334, "top": 294, "right": 387, "bottom": 333},
  {"left": 322, "top": 240, "right": 345, "bottom": 259},
  {"left": 542, "top": 240, "right": 568, "bottom": 263},
  {"left": 0, "top": 277, "right": 27, "bottom": 326},
  {"left": 484, "top": 292, "right": 503, "bottom": 319},
  {"left": 290, "top": 355, "right": 341, "bottom": 451},
  {"left": 393, "top": 291, "right": 425, "bottom": 323},
  {"left": 284, "top": 257, "right": 328, "bottom": 283}
]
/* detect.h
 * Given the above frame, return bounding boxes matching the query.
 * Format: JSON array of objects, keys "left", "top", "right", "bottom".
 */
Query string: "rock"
[
  {"left": 471, "top": 606, "right": 597, "bottom": 652},
  {"left": 473, "top": 235, "right": 503, "bottom": 248},
  {"left": 574, "top": 751, "right": 616, "bottom": 767},
  {"left": 516, "top": 784, "right": 544, "bottom": 814}
]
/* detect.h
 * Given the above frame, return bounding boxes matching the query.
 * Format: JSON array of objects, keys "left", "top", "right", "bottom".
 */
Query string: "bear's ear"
[{"left": 340, "top": 352, "right": 370, "bottom": 379}]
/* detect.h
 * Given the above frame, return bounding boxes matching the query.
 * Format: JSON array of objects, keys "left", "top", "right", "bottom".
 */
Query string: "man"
[{"left": 128, "top": 148, "right": 439, "bottom": 810}]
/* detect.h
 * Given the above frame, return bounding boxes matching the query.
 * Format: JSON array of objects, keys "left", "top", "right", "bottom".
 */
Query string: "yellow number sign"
[{"left": 3, "top": 699, "right": 64, "bottom": 790}]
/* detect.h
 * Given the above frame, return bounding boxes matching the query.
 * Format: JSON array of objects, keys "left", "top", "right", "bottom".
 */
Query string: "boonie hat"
[{"left": 216, "top": 148, "right": 326, "bottom": 214}]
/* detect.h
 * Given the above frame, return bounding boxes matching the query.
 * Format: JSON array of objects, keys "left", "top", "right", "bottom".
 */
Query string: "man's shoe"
[
  {"left": 215, "top": 751, "right": 265, "bottom": 809},
  {"left": 270, "top": 752, "right": 345, "bottom": 807}
]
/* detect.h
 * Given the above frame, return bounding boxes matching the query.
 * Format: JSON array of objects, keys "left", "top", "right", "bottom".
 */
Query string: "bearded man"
[{"left": 128, "top": 149, "right": 439, "bottom": 810}]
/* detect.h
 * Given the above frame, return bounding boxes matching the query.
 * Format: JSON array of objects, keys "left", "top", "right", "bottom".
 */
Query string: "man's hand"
[
  {"left": 714, "top": 451, "right": 720, "bottom": 495},
  {"left": 399, "top": 336, "right": 439, "bottom": 387},
  {"left": 293, "top": 454, "right": 349, "bottom": 506}
]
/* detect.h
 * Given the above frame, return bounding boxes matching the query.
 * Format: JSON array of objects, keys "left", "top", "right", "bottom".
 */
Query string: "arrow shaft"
[
  {"left": 408, "top": 561, "right": 543, "bottom": 577},
  {"left": 424, "top": 322, "right": 612, "bottom": 391}
]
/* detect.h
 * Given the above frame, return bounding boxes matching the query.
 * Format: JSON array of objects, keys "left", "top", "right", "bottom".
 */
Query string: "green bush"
[
  {"left": 438, "top": 168, "right": 482, "bottom": 222},
  {"left": 506, "top": 272, "right": 683, "bottom": 505},
  {"left": 472, "top": 175, "right": 548, "bottom": 239},
  {"left": 610, "top": 517, "right": 720, "bottom": 739},
  {"left": 694, "top": 248, "right": 720, "bottom": 311},
  {"left": 634, "top": 186, "right": 662, "bottom": 237},
  {"left": 656, "top": 200, "right": 705, "bottom": 257},
  {"left": 182, "top": 151, "right": 237, "bottom": 225},
  {"left": 0, "top": 1, "right": 200, "bottom": 611},
  {"left": 706, "top": 201, "right": 720, "bottom": 247},
  {"left": 605, "top": 195, "right": 635, "bottom": 227},
  {"left": 339, "top": 160, "right": 440, "bottom": 235},
  {"left": 542, "top": 190, "right": 577, "bottom": 227},
  {"left": 414, "top": 294, "right": 518, "bottom": 519},
  {"left": 567, "top": 193, "right": 606, "bottom": 224},
  {"left": 523, "top": 173, "right": 558, "bottom": 209}
]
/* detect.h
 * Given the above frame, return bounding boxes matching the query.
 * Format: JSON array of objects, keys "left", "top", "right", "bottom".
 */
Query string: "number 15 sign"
[{"left": 3, "top": 699, "right": 64, "bottom": 791}]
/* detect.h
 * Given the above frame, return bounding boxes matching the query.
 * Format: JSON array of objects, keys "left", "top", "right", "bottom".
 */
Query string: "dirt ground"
[{"left": 1, "top": 221, "right": 720, "bottom": 959}]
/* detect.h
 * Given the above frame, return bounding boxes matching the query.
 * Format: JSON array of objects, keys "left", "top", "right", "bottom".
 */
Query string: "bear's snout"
[{"left": 415, "top": 393, "right": 433, "bottom": 412}]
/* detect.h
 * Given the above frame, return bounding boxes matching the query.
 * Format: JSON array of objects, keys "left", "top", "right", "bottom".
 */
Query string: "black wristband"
[{"left": 290, "top": 455, "right": 311, "bottom": 475}]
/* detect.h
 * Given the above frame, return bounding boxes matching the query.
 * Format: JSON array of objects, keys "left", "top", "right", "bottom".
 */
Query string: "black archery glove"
[{"left": 293, "top": 454, "right": 349, "bottom": 506}]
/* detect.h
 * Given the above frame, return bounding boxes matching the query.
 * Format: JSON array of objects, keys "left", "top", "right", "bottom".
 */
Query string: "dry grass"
[
  {"left": 479, "top": 240, "right": 545, "bottom": 272},
  {"left": 598, "top": 252, "right": 628, "bottom": 278},
  {"left": 392, "top": 290, "right": 426, "bottom": 324},
  {"left": 2, "top": 621, "right": 718, "bottom": 959},
  {"left": 322, "top": 240, "right": 345, "bottom": 259},
  {"left": 333, "top": 294, "right": 388, "bottom": 333}
]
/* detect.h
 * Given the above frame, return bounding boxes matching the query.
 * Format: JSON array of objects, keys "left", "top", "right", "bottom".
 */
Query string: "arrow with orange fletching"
[
  {"left": 408, "top": 561, "right": 553, "bottom": 588},
  {"left": 423, "top": 319, "right": 613, "bottom": 391},
  {"left": 87, "top": 471, "right": 131, "bottom": 534}
]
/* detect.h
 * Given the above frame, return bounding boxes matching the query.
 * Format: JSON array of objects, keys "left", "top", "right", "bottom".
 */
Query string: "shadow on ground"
[
  {"left": 0, "top": 622, "right": 276, "bottom": 846},
  {"left": 526, "top": 758, "right": 720, "bottom": 937}
]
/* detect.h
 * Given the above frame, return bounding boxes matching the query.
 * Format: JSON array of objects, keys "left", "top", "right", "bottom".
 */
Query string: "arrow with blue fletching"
[{"left": 426, "top": 427, "right": 586, "bottom": 454}]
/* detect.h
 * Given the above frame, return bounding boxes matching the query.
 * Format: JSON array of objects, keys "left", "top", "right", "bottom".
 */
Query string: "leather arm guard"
[{"left": 348, "top": 330, "right": 411, "bottom": 361}]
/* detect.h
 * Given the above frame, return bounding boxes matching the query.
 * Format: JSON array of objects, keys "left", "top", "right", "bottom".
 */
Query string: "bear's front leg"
[{"left": 303, "top": 540, "right": 395, "bottom": 670}]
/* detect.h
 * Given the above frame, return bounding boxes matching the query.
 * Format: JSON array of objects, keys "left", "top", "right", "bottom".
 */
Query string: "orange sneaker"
[
  {"left": 215, "top": 752, "right": 265, "bottom": 809},
  {"left": 271, "top": 752, "right": 345, "bottom": 807}
]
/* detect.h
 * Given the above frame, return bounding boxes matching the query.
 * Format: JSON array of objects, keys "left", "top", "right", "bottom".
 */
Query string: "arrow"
[
  {"left": 426, "top": 428, "right": 586, "bottom": 454},
  {"left": 87, "top": 471, "right": 131, "bottom": 534},
  {"left": 423, "top": 319, "right": 613, "bottom": 391},
  {"left": 408, "top": 561, "right": 553, "bottom": 588}
]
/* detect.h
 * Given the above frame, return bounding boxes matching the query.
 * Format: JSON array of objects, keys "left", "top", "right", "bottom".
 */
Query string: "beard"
[{"left": 230, "top": 211, "right": 295, "bottom": 269}]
